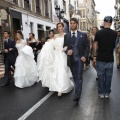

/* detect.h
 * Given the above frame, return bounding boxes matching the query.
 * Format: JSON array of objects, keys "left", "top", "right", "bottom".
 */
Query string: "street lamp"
[
  {"left": 55, "top": 5, "right": 60, "bottom": 15},
  {"left": 60, "top": 9, "right": 64, "bottom": 18},
  {"left": 55, "top": 5, "right": 65, "bottom": 21}
]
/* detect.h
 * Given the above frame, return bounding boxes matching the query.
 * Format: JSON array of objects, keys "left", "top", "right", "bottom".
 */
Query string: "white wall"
[{"left": 22, "top": 13, "right": 56, "bottom": 40}]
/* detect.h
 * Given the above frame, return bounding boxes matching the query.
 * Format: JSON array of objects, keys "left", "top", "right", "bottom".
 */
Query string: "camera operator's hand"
[
  {"left": 9, "top": 48, "right": 13, "bottom": 51},
  {"left": 93, "top": 57, "right": 96, "bottom": 63},
  {"left": 81, "top": 57, "right": 86, "bottom": 62},
  {"left": 4, "top": 49, "right": 8, "bottom": 53},
  {"left": 33, "top": 48, "right": 37, "bottom": 50}
]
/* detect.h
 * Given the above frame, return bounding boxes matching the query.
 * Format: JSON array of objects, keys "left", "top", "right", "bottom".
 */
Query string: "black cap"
[{"left": 104, "top": 16, "right": 113, "bottom": 23}]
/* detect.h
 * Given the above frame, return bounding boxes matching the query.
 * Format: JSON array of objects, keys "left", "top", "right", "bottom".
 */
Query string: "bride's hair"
[
  {"left": 56, "top": 22, "right": 64, "bottom": 30},
  {"left": 16, "top": 30, "right": 23, "bottom": 39},
  {"left": 49, "top": 29, "right": 54, "bottom": 34},
  {"left": 16, "top": 30, "right": 23, "bottom": 36}
]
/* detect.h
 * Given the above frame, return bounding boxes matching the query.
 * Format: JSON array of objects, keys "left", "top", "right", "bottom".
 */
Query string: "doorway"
[{"left": 12, "top": 18, "right": 21, "bottom": 40}]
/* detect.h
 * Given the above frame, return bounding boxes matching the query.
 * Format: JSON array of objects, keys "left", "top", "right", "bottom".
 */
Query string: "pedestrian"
[
  {"left": 84, "top": 32, "right": 90, "bottom": 70},
  {"left": 86, "top": 32, "right": 90, "bottom": 69},
  {"left": 47, "top": 29, "right": 55, "bottom": 42},
  {"left": 63, "top": 18, "right": 89, "bottom": 103},
  {"left": 41, "top": 38, "right": 45, "bottom": 46},
  {"left": 14, "top": 30, "right": 38, "bottom": 88},
  {"left": 90, "top": 27, "right": 98, "bottom": 80},
  {"left": 36, "top": 39, "right": 42, "bottom": 55},
  {"left": 37, "top": 23, "right": 74, "bottom": 97},
  {"left": 28, "top": 33, "right": 39, "bottom": 61},
  {"left": 1, "top": 31, "right": 17, "bottom": 87},
  {"left": 115, "top": 29, "right": 120, "bottom": 68},
  {"left": 94, "top": 16, "right": 117, "bottom": 98}
]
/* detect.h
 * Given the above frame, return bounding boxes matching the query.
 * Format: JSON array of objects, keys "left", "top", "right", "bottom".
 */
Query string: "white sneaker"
[
  {"left": 105, "top": 94, "right": 109, "bottom": 98},
  {"left": 98, "top": 94, "right": 104, "bottom": 99}
]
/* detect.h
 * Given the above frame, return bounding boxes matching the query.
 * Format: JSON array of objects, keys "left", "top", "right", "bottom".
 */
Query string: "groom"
[
  {"left": 64, "top": 18, "right": 89, "bottom": 102},
  {"left": 1, "top": 31, "right": 17, "bottom": 87}
]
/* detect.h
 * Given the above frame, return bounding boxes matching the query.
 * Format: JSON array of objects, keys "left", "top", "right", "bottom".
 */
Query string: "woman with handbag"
[{"left": 115, "top": 30, "right": 120, "bottom": 68}]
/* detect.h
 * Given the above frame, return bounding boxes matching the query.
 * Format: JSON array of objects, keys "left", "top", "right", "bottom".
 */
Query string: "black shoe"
[
  {"left": 117, "top": 65, "right": 120, "bottom": 68},
  {"left": 1, "top": 83, "right": 10, "bottom": 87},
  {"left": 73, "top": 98, "right": 79, "bottom": 103}
]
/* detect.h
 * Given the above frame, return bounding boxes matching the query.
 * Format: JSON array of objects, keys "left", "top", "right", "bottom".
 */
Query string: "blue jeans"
[{"left": 96, "top": 61, "right": 113, "bottom": 95}]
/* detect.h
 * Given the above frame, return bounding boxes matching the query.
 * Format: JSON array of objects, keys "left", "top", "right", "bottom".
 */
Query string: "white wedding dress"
[
  {"left": 37, "top": 37, "right": 74, "bottom": 93},
  {"left": 14, "top": 40, "right": 38, "bottom": 88}
]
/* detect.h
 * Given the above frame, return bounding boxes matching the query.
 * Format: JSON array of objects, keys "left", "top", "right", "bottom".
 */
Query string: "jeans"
[{"left": 96, "top": 61, "right": 113, "bottom": 95}]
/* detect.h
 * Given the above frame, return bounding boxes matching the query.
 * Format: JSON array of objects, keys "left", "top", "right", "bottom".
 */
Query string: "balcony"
[
  {"left": 13, "top": 0, "right": 18, "bottom": 5},
  {"left": 76, "top": 10, "right": 82, "bottom": 17},
  {"left": 69, "top": 4, "right": 74, "bottom": 10},
  {"left": 36, "top": 7, "right": 41, "bottom": 15},
  {"left": 6, "top": 0, "right": 18, "bottom": 5},
  {"left": 45, "top": 12, "right": 49, "bottom": 18},
  {"left": 87, "top": 28, "right": 90, "bottom": 32},
  {"left": 24, "top": 1, "right": 31, "bottom": 11},
  {"left": 81, "top": 28, "right": 87, "bottom": 31},
  {"left": 69, "top": 4, "right": 74, "bottom": 13},
  {"left": 78, "top": 3, "right": 87, "bottom": 8}
]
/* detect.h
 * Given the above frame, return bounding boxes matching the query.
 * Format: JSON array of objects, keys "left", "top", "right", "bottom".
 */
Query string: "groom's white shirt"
[{"left": 71, "top": 30, "right": 77, "bottom": 37}]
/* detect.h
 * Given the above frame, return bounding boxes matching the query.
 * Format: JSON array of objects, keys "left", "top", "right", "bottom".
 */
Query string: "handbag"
[{"left": 118, "top": 44, "right": 120, "bottom": 53}]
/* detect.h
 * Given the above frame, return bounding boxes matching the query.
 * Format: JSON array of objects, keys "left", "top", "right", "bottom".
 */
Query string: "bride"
[
  {"left": 14, "top": 30, "right": 38, "bottom": 88},
  {"left": 37, "top": 23, "right": 74, "bottom": 96}
]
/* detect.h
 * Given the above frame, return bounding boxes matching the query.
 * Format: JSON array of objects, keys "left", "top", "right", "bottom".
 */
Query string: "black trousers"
[{"left": 4, "top": 59, "right": 15, "bottom": 84}]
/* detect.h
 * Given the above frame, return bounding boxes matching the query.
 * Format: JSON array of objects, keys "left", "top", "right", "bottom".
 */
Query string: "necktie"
[{"left": 72, "top": 32, "right": 76, "bottom": 45}]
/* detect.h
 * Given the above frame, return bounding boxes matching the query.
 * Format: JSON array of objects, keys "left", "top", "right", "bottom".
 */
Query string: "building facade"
[
  {"left": 78, "top": 0, "right": 90, "bottom": 32},
  {"left": 114, "top": 0, "right": 120, "bottom": 31},
  {"left": 0, "top": 0, "right": 100, "bottom": 50},
  {"left": 0, "top": 0, "right": 73, "bottom": 46},
  {"left": 0, "top": 1, "right": 13, "bottom": 50},
  {"left": 0, "top": 0, "right": 56, "bottom": 44},
  {"left": 95, "top": 10, "right": 101, "bottom": 29},
  {"left": 76, "top": 0, "right": 97, "bottom": 34},
  {"left": 53, "top": 0, "right": 70, "bottom": 33}
]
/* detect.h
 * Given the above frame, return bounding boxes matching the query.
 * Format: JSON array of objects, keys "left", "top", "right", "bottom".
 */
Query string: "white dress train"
[
  {"left": 37, "top": 37, "right": 74, "bottom": 93},
  {"left": 14, "top": 40, "right": 38, "bottom": 88}
]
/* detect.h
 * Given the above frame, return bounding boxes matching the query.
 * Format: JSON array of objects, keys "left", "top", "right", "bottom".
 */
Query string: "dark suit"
[
  {"left": 64, "top": 31, "right": 89, "bottom": 100},
  {"left": 3, "top": 39, "right": 17, "bottom": 84}
]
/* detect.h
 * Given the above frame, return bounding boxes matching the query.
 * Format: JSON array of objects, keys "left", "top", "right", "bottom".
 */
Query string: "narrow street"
[{"left": 0, "top": 63, "right": 120, "bottom": 120}]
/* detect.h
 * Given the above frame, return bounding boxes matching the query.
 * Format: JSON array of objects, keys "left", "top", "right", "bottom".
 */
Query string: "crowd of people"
[{"left": 0, "top": 16, "right": 120, "bottom": 103}]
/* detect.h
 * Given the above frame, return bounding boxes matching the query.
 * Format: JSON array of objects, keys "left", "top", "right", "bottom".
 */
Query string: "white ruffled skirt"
[{"left": 14, "top": 46, "right": 38, "bottom": 88}]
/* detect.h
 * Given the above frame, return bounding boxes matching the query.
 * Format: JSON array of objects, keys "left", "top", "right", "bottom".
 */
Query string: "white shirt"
[
  {"left": 4, "top": 38, "right": 9, "bottom": 43},
  {"left": 71, "top": 30, "right": 77, "bottom": 37}
]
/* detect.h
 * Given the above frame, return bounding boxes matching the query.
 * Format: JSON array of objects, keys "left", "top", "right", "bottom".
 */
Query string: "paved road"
[{"left": 0, "top": 63, "right": 120, "bottom": 120}]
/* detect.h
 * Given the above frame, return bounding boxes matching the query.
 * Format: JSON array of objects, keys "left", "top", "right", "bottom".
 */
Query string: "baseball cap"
[{"left": 104, "top": 16, "right": 113, "bottom": 23}]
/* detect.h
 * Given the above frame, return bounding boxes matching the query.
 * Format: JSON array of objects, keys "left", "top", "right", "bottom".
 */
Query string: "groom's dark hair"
[{"left": 70, "top": 18, "right": 78, "bottom": 24}]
